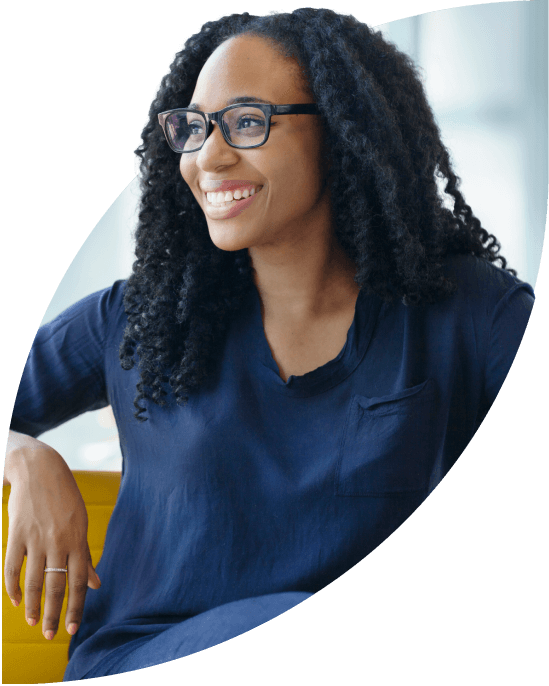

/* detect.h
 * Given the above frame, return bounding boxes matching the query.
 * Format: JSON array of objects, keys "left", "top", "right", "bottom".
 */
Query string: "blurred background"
[{"left": 34, "top": 1, "right": 547, "bottom": 471}]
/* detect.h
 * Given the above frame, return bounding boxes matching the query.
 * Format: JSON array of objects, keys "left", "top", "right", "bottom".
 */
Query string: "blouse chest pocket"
[{"left": 335, "top": 380, "right": 436, "bottom": 497}]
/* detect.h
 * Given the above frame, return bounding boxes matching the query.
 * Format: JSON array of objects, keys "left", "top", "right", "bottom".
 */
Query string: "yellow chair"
[{"left": 2, "top": 471, "right": 121, "bottom": 684}]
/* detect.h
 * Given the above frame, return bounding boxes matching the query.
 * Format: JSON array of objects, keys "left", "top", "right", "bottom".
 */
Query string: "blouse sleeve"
[
  {"left": 10, "top": 281, "right": 126, "bottom": 438},
  {"left": 483, "top": 280, "right": 535, "bottom": 409}
]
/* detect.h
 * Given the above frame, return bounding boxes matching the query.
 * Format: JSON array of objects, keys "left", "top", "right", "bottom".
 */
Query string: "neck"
[{"left": 249, "top": 220, "right": 359, "bottom": 321}]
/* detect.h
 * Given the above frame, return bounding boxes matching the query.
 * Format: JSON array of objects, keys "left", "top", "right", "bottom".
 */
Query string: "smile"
[
  {"left": 205, "top": 186, "right": 263, "bottom": 206},
  {"left": 201, "top": 184, "right": 263, "bottom": 220}
]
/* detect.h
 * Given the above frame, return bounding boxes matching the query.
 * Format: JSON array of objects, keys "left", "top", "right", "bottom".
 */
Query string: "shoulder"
[
  {"left": 441, "top": 254, "right": 534, "bottom": 314},
  {"left": 34, "top": 279, "right": 130, "bottom": 346}
]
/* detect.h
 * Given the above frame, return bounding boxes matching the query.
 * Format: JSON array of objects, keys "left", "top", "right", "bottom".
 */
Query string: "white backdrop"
[{"left": 33, "top": 1, "right": 548, "bottom": 474}]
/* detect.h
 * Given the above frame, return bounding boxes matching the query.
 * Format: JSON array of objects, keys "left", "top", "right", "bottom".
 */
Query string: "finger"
[
  {"left": 87, "top": 563, "right": 101, "bottom": 589},
  {"left": 24, "top": 552, "right": 47, "bottom": 627},
  {"left": 86, "top": 541, "right": 101, "bottom": 590},
  {"left": 64, "top": 552, "right": 89, "bottom": 636},
  {"left": 42, "top": 558, "right": 68, "bottom": 640},
  {"left": 3, "top": 538, "right": 25, "bottom": 607}
]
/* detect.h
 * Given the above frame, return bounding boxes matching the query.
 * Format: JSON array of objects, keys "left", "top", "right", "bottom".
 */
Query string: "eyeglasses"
[{"left": 158, "top": 103, "right": 320, "bottom": 153}]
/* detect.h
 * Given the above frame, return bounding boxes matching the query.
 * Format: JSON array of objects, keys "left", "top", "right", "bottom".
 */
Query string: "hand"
[{"left": 4, "top": 432, "right": 101, "bottom": 640}]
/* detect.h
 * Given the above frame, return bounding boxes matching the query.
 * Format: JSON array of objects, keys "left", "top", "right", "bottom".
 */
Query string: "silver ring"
[{"left": 44, "top": 567, "right": 68, "bottom": 573}]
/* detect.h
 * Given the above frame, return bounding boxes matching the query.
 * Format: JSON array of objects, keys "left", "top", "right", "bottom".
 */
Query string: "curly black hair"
[{"left": 120, "top": 8, "right": 514, "bottom": 420}]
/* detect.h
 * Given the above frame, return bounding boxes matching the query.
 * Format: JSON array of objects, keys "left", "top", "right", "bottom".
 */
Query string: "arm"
[{"left": 4, "top": 430, "right": 57, "bottom": 485}]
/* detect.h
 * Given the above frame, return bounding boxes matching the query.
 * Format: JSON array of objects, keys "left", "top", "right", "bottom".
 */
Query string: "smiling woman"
[
  {"left": 4, "top": 7, "right": 535, "bottom": 682},
  {"left": 116, "top": 8, "right": 528, "bottom": 421},
  {"left": 174, "top": 33, "right": 360, "bottom": 381}
]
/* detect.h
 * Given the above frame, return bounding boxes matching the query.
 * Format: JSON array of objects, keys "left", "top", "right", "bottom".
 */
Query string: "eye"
[
  {"left": 238, "top": 116, "right": 265, "bottom": 128},
  {"left": 187, "top": 118, "right": 205, "bottom": 136}
]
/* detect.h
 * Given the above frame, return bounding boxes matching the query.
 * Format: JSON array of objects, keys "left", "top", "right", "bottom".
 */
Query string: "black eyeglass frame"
[{"left": 157, "top": 103, "right": 320, "bottom": 153}]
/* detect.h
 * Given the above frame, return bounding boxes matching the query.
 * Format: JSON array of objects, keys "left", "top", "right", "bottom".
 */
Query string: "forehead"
[{"left": 190, "top": 34, "right": 309, "bottom": 110}]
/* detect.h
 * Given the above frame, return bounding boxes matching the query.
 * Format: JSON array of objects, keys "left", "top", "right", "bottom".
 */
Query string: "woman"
[{"left": 4, "top": 8, "right": 535, "bottom": 680}]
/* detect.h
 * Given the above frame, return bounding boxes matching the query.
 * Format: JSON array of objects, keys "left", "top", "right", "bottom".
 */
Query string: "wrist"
[{"left": 5, "top": 432, "right": 63, "bottom": 485}]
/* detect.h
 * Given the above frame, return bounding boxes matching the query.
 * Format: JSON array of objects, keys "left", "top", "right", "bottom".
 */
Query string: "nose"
[
  {"left": 204, "top": 119, "right": 227, "bottom": 147},
  {"left": 197, "top": 121, "right": 238, "bottom": 166}
]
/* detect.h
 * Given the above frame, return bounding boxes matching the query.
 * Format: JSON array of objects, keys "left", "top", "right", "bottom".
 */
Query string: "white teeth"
[{"left": 205, "top": 186, "right": 262, "bottom": 204}]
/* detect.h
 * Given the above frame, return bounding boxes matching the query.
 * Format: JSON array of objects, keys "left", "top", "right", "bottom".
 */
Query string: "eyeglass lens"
[{"left": 165, "top": 106, "right": 268, "bottom": 151}]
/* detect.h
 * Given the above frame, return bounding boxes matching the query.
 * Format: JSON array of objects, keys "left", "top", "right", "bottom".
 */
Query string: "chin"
[{"left": 207, "top": 225, "right": 253, "bottom": 252}]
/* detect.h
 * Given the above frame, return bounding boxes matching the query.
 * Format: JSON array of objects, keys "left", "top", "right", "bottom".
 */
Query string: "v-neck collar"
[{"left": 245, "top": 285, "right": 382, "bottom": 397}]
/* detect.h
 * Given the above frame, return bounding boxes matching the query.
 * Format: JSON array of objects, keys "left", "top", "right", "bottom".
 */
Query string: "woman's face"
[{"left": 179, "top": 34, "right": 331, "bottom": 253}]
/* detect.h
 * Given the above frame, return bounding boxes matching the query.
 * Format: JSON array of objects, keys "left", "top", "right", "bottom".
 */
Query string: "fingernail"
[
  {"left": 44, "top": 630, "right": 55, "bottom": 640},
  {"left": 68, "top": 623, "right": 78, "bottom": 635},
  {"left": 26, "top": 617, "right": 37, "bottom": 627},
  {"left": 11, "top": 598, "right": 19, "bottom": 607}
]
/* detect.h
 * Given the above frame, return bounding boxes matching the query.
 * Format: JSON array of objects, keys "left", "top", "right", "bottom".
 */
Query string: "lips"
[
  {"left": 200, "top": 179, "right": 258, "bottom": 193},
  {"left": 204, "top": 183, "right": 261, "bottom": 220}
]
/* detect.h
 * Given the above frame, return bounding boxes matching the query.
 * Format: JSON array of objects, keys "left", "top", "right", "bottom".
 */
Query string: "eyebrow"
[{"left": 187, "top": 96, "right": 275, "bottom": 110}]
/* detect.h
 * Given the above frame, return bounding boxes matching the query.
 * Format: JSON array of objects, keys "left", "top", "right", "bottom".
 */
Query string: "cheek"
[
  {"left": 272, "top": 147, "right": 325, "bottom": 205},
  {"left": 179, "top": 159, "right": 202, "bottom": 204}
]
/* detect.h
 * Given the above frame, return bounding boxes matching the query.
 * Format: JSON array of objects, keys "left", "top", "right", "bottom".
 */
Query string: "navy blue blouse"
[{"left": 10, "top": 255, "right": 534, "bottom": 679}]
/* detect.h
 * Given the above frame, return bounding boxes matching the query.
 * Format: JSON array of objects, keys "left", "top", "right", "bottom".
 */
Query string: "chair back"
[{"left": 2, "top": 471, "right": 121, "bottom": 684}]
